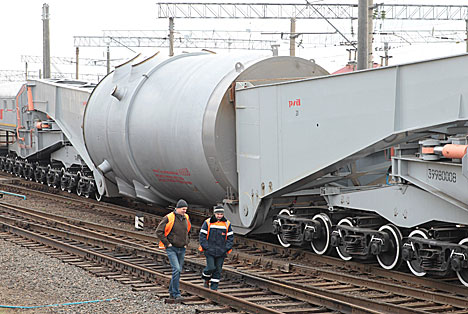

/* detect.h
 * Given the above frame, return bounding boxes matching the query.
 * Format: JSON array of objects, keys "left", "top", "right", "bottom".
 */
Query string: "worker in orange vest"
[
  {"left": 199, "top": 205, "right": 234, "bottom": 290},
  {"left": 156, "top": 199, "right": 191, "bottom": 301}
]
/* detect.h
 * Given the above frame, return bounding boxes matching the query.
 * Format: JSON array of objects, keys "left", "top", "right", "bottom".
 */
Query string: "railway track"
[
  {"left": 1, "top": 201, "right": 468, "bottom": 313},
  {"left": 3, "top": 177, "right": 468, "bottom": 292},
  {"left": 0, "top": 202, "right": 374, "bottom": 314},
  {"left": 0, "top": 178, "right": 209, "bottom": 227}
]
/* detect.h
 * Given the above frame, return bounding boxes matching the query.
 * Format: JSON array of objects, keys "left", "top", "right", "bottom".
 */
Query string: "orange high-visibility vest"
[
  {"left": 198, "top": 218, "right": 232, "bottom": 254},
  {"left": 158, "top": 212, "right": 191, "bottom": 249}
]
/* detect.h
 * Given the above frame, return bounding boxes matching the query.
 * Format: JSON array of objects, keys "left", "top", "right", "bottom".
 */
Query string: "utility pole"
[
  {"left": 42, "top": 3, "right": 51, "bottom": 78},
  {"left": 169, "top": 17, "right": 174, "bottom": 56},
  {"left": 271, "top": 44, "right": 279, "bottom": 56},
  {"left": 290, "top": 18, "right": 296, "bottom": 57},
  {"left": 385, "top": 42, "right": 392, "bottom": 66},
  {"left": 75, "top": 47, "right": 79, "bottom": 79},
  {"left": 466, "top": 19, "right": 468, "bottom": 52},
  {"left": 380, "top": 42, "right": 392, "bottom": 66},
  {"left": 368, "top": 0, "right": 374, "bottom": 68},
  {"left": 106, "top": 46, "right": 110, "bottom": 74},
  {"left": 357, "top": 0, "right": 368, "bottom": 70},
  {"left": 25, "top": 62, "right": 28, "bottom": 81}
]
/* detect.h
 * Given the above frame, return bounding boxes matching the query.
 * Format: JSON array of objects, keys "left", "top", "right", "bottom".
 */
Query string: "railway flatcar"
[{"left": 1, "top": 52, "right": 468, "bottom": 286}]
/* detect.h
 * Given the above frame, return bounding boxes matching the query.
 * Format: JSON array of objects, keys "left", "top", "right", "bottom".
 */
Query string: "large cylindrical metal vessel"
[{"left": 83, "top": 52, "right": 328, "bottom": 206}]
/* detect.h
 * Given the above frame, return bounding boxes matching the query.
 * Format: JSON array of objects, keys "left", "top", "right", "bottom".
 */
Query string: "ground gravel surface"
[
  {"left": 0, "top": 239, "right": 199, "bottom": 314},
  {"left": 0, "top": 191, "right": 201, "bottom": 314},
  {"left": 2, "top": 193, "right": 157, "bottom": 236}
]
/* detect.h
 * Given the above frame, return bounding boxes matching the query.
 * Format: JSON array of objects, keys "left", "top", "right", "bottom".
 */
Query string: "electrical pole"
[
  {"left": 271, "top": 44, "right": 279, "bottom": 56},
  {"left": 379, "top": 42, "right": 392, "bottom": 66},
  {"left": 368, "top": 0, "right": 374, "bottom": 68},
  {"left": 384, "top": 42, "right": 391, "bottom": 66},
  {"left": 290, "top": 18, "right": 296, "bottom": 57},
  {"left": 169, "top": 17, "right": 174, "bottom": 56},
  {"left": 357, "top": 0, "right": 368, "bottom": 70},
  {"left": 466, "top": 19, "right": 468, "bottom": 52},
  {"left": 42, "top": 3, "right": 51, "bottom": 79},
  {"left": 106, "top": 46, "right": 110, "bottom": 74},
  {"left": 75, "top": 47, "right": 79, "bottom": 79},
  {"left": 25, "top": 62, "right": 28, "bottom": 81}
]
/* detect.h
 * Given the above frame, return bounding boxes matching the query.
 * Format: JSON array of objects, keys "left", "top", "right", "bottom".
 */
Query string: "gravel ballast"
[{"left": 0, "top": 191, "right": 204, "bottom": 314}]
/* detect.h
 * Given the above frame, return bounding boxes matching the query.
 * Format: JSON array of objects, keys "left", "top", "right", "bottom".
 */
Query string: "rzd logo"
[{"left": 288, "top": 99, "right": 301, "bottom": 108}]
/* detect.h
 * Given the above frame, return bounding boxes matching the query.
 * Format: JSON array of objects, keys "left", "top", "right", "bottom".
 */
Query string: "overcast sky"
[{"left": 1, "top": 0, "right": 467, "bottom": 76}]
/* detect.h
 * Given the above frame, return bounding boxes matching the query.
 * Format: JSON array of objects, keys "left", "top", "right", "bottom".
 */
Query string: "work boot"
[
  {"left": 174, "top": 295, "right": 185, "bottom": 302},
  {"left": 204, "top": 280, "right": 210, "bottom": 288}
]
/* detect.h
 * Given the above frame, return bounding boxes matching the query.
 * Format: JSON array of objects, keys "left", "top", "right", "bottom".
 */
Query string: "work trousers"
[
  {"left": 201, "top": 254, "right": 225, "bottom": 290},
  {"left": 166, "top": 246, "right": 186, "bottom": 297}
]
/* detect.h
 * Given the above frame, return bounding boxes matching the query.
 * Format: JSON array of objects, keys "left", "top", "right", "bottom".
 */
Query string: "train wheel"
[
  {"left": 27, "top": 164, "right": 35, "bottom": 181},
  {"left": 95, "top": 191, "right": 103, "bottom": 202},
  {"left": 276, "top": 209, "right": 292, "bottom": 248},
  {"left": 336, "top": 218, "right": 353, "bottom": 261},
  {"left": 76, "top": 177, "right": 83, "bottom": 196},
  {"left": 456, "top": 238, "right": 468, "bottom": 287},
  {"left": 74, "top": 172, "right": 82, "bottom": 195},
  {"left": 17, "top": 163, "right": 24, "bottom": 178},
  {"left": 310, "top": 213, "right": 332, "bottom": 255},
  {"left": 66, "top": 176, "right": 72, "bottom": 192},
  {"left": 24, "top": 163, "right": 30, "bottom": 180},
  {"left": 52, "top": 172, "right": 60, "bottom": 189},
  {"left": 46, "top": 167, "right": 53, "bottom": 187},
  {"left": 406, "top": 229, "right": 428, "bottom": 277},
  {"left": 60, "top": 168, "right": 67, "bottom": 191},
  {"left": 377, "top": 224, "right": 403, "bottom": 270}
]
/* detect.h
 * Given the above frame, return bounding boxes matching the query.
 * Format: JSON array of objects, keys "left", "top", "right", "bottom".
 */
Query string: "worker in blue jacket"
[{"left": 199, "top": 205, "right": 234, "bottom": 290}]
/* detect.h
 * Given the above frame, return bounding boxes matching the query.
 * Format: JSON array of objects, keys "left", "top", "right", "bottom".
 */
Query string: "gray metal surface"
[
  {"left": 51, "top": 145, "right": 82, "bottom": 169},
  {"left": 83, "top": 53, "right": 327, "bottom": 205},
  {"left": 395, "top": 157, "right": 468, "bottom": 207},
  {"left": 28, "top": 80, "right": 94, "bottom": 167},
  {"left": 0, "top": 82, "right": 24, "bottom": 98},
  {"left": 324, "top": 147, "right": 468, "bottom": 228},
  {"left": 325, "top": 184, "right": 468, "bottom": 227},
  {"left": 235, "top": 53, "right": 468, "bottom": 233},
  {"left": 0, "top": 79, "right": 94, "bottom": 167}
]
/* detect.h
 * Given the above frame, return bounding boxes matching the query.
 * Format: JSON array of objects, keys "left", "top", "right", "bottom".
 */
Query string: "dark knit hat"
[
  {"left": 176, "top": 199, "right": 188, "bottom": 208},
  {"left": 213, "top": 205, "right": 224, "bottom": 214}
]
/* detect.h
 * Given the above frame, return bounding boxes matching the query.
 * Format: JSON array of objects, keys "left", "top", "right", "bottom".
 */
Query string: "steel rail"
[
  {"left": 2, "top": 196, "right": 467, "bottom": 306},
  {"left": 229, "top": 247, "right": 468, "bottom": 309},
  {"left": 0, "top": 217, "right": 379, "bottom": 314},
  {"left": 2, "top": 200, "right": 467, "bottom": 307},
  {"left": 236, "top": 237, "right": 468, "bottom": 297},
  {"left": 288, "top": 262, "right": 468, "bottom": 308},
  {"left": 0, "top": 201, "right": 202, "bottom": 240},
  {"left": 233, "top": 272, "right": 426, "bottom": 314},
  {"left": 2, "top": 179, "right": 468, "bottom": 307},
  {"left": 1, "top": 203, "right": 464, "bottom": 313},
  {"left": 0, "top": 181, "right": 209, "bottom": 224},
  {"left": 0, "top": 220, "right": 283, "bottom": 314}
]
